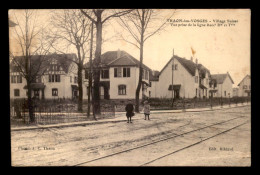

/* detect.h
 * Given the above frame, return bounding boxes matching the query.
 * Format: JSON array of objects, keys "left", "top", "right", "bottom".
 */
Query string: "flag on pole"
[{"left": 191, "top": 47, "right": 196, "bottom": 56}]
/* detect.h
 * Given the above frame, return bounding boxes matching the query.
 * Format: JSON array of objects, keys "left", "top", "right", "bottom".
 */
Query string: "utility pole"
[{"left": 171, "top": 49, "right": 174, "bottom": 108}]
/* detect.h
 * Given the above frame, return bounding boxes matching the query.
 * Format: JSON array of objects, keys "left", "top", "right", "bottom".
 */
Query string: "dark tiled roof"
[
  {"left": 10, "top": 54, "right": 77, "bottom": 74},
  {"left": 238, "top": 75, "right": 251, "bottom": 86},
  {"left": 211, "top": 74, "right": 227, "bottom": 84},
  {"left": 211, "top": 73, "right": 234, "bottom": 84},
  {"left": 108, "top": 56, "right": 137, "bottom": 66},
  {"left": 198, "top": 64, "right": 210, "bottom": 78},
  {"left": 84, "top": 50, "right": 151, "bottom": 70},
  {"left": 159, "top": 55, "right": 210, "bottom": 77}
]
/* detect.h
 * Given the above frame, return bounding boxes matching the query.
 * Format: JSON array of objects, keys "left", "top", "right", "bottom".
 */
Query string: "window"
[
  {"left": 49, "top": 74, "right": 60, "bottom": 82},
  {"left": 144, "top": 70, "right": 148, "bottom": 80},
  {"left": 118, "top": 85, "right": 126, "bottom": 95},
  {"left": 70, "top": 76, "right": 72, "bottom": 83},
  {"left": 114, "top": 68, "right": 122, "bottom": 77},
  {"left": 196, "top": 88, "right": 198, "bottom": 96},
  {"left": 55, "top": 75, "right": 60, "bottom": 82},
  {"left": 14, "top": 89, "right": 19, "bottom": 97},
  {"left": 52, "top": 88, "right": 58, "bottom": 96},
  {"left": 195, "top": 76, "right": 198, "bottom": 83},
  {"left": 206, "top": 78, "right": 208, "bottom": 85},
  {"left": 17, "top": 75, "right": 22, "bottom": 83},
  {"left": 224, "top": 91, "right": 226, "bottom": 96},
  {"left": 101, "top": 69, "right": 109, "bottom": 79},
  {"left": 34, "top": 90, "right": 40, "bottom": 98},
  {"left": 243, "top": 85, "right": 247, "bottom": 89},
  {"left": 123, "top": 68, "right": 130, "bottom": 77},
  {"left": 175, "top": 64, "right": 178, "bottom": 70},
  {"left": 11, "top": 75, "right": 16, "bottom": 83},
  {"left": 74, "top": 76, "right": 77, "bottom": 83}
]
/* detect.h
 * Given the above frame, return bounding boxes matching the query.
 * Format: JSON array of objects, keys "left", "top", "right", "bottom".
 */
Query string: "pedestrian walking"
[
  {"left": 125, "top": 103, "right": 134, "bottom": 123},
  {"left": 143, "top": 100, "right": 150, "bottom": 120}
]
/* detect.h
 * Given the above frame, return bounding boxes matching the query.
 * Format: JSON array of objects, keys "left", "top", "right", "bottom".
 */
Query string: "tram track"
[{"left": 74, "top": 115, "right": 248, "bottom": 166}]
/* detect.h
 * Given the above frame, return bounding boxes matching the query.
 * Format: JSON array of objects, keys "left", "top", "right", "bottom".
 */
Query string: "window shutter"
[
  {"left": 114, "top": 68, "right": 117, "bottom": 77},
  {"left": 127, "top": 68, "right": 130, "bottom": 77},
  {"left": 123, "top": 68, "right": 126, "bottom": 77}
]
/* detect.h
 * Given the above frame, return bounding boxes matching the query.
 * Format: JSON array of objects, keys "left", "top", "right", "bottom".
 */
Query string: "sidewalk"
[{"left": 11, "top": 102, "right": 250, "bottom": 132}]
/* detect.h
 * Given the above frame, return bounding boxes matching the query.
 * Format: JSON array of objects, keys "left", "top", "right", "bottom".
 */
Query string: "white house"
[
  {"left": 237, "top": 75, "right": 251, "bottom": 97},
  {"left": 83, "top": 50, "right": 151, "bottom": 100},
  {"left": 149, "top": 54, "right": 210, "bottom": 99},
  {"left": 232, "top": 88, "right": 239, "bottom": 97},
  {"left": 209, "top": 72, "right": 234, "bottom": 98},
  {"left": 10, "top": 54, "right": 79, "bottom": 100}
]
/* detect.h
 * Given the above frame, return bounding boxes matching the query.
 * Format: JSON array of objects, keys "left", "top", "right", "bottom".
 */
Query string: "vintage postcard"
[{"left": 9, "top": 9, "right": 251, "bottom": 166}]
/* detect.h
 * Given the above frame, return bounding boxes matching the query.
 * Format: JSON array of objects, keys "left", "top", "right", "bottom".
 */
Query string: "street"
[{"left": 11, "top": 105, "right": 251, "bottom": 166}]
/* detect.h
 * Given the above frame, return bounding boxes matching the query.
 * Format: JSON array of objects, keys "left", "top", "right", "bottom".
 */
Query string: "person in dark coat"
[{"left": 125, "top": 103, "right": 134, "bottom": 123}]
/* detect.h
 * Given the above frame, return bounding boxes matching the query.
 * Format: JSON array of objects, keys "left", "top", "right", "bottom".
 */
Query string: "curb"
[{"left": 11, "top": 103, "right": 250, "bottom": 131}]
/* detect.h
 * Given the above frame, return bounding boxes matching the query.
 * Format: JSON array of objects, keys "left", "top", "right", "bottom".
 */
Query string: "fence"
[{"left": 10, "top": 99, "right": 115, "bottom": 126}]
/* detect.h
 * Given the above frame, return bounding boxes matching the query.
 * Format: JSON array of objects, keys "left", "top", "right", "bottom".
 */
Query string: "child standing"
[{"left": 143, "top": 100, "right": 150, "bottom": 120}]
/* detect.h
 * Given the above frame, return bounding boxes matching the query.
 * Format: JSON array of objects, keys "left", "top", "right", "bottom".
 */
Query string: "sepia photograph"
[{"left": 9, "top": 9, "right": 251, "bottom": 166}]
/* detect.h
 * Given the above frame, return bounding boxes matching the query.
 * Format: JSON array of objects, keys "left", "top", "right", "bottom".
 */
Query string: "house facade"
[
  {"left": 10, "top": 54, "right": 79, "bottom": 100},
  {"left": 83, "top": 50, "right": 151, "bottom": 100},
  {"left": 149, "top": 55, "right": 210, "bottom": 99},
  {"left": 237, "top": 75, "right": 251, "bottom": 97},
  {"left": 209, "top": 72, "right": 234, "bottom": 98},
  {"left": 232, "top": 88, "right": 239, "bottom": 97}
]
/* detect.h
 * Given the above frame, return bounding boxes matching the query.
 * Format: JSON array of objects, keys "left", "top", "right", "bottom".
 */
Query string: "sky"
[{"left": 9, "top": 9, "right": 251, "bottom": 87}]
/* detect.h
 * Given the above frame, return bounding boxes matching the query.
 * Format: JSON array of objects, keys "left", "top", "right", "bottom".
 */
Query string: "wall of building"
[
  {"left": 215, "top": 76, "right": 233, "bottom": 98},
  {"left": 109, "top": 66, "right": 142, "bottom": 99},
  {"left": 10, "top": 72, "right": 27, "bottom": 99},
  {"left": 152, "top": 58, "right": 197, "bottom": 99},
  {"left": 238, "top": 76, "right": 251, "bottom": 97}
]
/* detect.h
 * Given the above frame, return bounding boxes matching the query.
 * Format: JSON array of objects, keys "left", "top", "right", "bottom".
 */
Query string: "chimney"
[
  {"left": 117, "top": 49, "right": 121, "bottom": 59},
  {"left": 195, "top": 58, "right": 198, "bottom": 65},
  {"left": 190, "top": 56, "right": 193, "bottom": 62},
  {"left": 172, "top": 48, "right": 174, "bottom": 57}
]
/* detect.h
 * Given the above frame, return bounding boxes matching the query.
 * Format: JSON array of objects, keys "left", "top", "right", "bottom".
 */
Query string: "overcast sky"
[{"left": 9, "top": 9, "right": 251, "bottom": 87}]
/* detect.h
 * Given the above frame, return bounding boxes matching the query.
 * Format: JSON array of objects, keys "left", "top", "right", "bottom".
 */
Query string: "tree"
[
  {"left": 80, "top": 9, "right": 133, "bottom": 115},
  {"left": 117, "top": 9, "right": 176, "bottom": 112},
  {"left": 9, "top": 10, "right": 53, "bottom": 122},
  {"left": 47, "top": 9, "right": 92, "bottom": 112}
]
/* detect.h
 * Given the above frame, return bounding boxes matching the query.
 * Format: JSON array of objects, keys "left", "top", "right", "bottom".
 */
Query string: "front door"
[
  {"left": 73, "top": 90, "right": 78, "bottom": 99},
  {"left": 174, "top": 89, "right": 180, "bottom": 99}
]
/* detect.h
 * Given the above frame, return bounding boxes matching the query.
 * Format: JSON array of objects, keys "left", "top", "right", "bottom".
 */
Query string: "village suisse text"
[{"left": 167, "top": 19, "right": 238, "bottom": 27}]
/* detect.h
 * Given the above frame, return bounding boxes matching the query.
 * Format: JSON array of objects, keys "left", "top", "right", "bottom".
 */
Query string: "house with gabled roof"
[
  {"left": 237, "top": 75, "right": 251, "bottom": 97},
  {"left": 10, "top": 54, "right": 79, "bottom": 100},
  {"left": 209, "top": 72, "right": 234, "bottom": 98},
  {"left": 149, "top": 53, "right": 210, "bottom": 99},
  {"left": 83, "top": 50, "right": 151, "bottom": 100}
]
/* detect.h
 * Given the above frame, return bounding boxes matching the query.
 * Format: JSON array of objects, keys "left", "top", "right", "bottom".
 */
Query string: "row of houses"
[{"left": 10, "top": 49, "right": 250, "bottom": 101}]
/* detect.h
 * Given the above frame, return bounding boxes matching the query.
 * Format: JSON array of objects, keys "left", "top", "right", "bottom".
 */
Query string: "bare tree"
[
  {"left": 47, "top": 9, "right": 92, "bottom": 112},
  {"left": 117, "top": 9, "right": 176, "bottom": 112},
  {"left": 9, "top": 10, "right": 54, "bottom": 122},
  {"left": 80, "top": 9, "right": 133, "bottom": 115}
]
